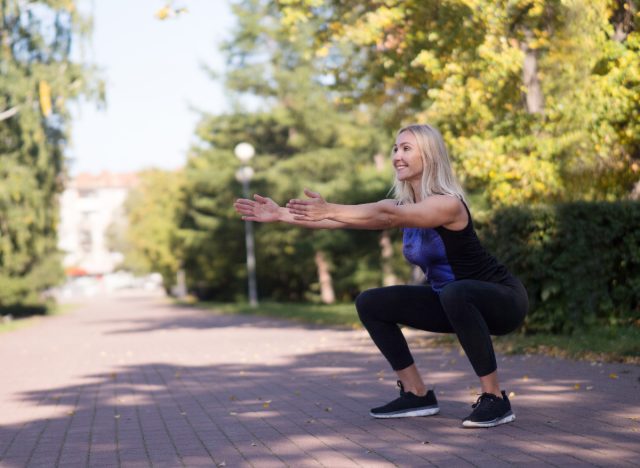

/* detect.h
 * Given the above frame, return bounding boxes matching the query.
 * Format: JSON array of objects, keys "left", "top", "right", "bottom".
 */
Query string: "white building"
[{"left": 58, "top": 171, "right": 138, "bottom": 275}]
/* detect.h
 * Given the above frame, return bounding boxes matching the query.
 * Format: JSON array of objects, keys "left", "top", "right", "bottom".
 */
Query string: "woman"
[{"left": 234, "top": 124, "right": 528, "bottom": 428}]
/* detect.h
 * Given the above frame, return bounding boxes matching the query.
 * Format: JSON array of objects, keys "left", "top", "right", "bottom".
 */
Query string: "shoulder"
[{"left": 426, "top": 196, "right": 468, "bottom": 230}]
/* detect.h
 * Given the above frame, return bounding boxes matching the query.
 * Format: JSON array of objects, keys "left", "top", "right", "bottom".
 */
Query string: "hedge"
[{"left": 478, "top": 201, "right": 640, "bottom": 333}]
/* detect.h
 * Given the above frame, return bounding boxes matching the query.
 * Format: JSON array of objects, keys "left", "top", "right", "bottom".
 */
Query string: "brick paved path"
[{"left": 1, "top": 291, "right": 639, "bottom": 467}]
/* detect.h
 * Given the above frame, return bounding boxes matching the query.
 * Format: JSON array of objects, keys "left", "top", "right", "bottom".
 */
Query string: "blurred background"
[{"left": 1, "top": 1, "right": 639, "bottom": 345}]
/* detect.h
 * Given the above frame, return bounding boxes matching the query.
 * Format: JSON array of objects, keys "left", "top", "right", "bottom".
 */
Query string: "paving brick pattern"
[{"left": 1, "top": 291, "right": 639, "bottom": 467}]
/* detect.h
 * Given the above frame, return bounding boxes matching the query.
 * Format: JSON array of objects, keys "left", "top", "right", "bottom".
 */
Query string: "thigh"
[
  {"left": 440, "top": 279, "right": 527, "bottom": 335},
  {"left": 358, "top": 285, "right": 454, "bottom": 333}
]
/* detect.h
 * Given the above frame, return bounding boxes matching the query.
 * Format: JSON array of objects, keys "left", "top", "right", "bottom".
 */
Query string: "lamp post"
[{"left": 234, "top": 142, "right": 258, "bottom": 307}]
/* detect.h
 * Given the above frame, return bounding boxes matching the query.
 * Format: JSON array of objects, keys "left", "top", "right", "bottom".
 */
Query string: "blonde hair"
[{"left": 391, "top": 124, "right": 465, "bottom": 204}]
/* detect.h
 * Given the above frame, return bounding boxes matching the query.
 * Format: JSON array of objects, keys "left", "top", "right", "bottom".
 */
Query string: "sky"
[{"left": 69, "top": 0, "right": 236, "bottom": 175}]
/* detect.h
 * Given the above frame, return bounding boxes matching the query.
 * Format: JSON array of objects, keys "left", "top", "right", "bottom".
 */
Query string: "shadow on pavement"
[{"left": 1, "top": 346, "right": 639, "bottom": 467}]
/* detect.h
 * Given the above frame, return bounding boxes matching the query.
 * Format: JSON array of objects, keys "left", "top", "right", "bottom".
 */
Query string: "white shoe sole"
[
  {"left": 462, "top": 412, "right": 516, "bottom": 428},
  {"left": 370, "top": 407, "right": 440, "bottom": 419}
]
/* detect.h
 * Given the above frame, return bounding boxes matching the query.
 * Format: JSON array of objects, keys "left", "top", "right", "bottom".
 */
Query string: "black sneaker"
[
  {"left": 369, "top": 380, "right": 439, "bottom": 418},
  {"left": 462, "top": 390, "right": 515, "bottom": 428}
]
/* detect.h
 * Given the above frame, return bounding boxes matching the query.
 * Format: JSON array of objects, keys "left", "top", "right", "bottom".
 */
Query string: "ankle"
[{"left": 404, "top": 385, "right": 427, "bottom": 397}]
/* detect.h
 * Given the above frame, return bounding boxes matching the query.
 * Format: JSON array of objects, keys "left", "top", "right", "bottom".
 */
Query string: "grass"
[
  {"left": 0, "top": 302, "right": 78, "bottom": 334},
  {"left": 190, "top": 300, "right": 361, "bottom": 328},
  {"left": 188, "top": 299, "right": 640, "bottom": 364}
]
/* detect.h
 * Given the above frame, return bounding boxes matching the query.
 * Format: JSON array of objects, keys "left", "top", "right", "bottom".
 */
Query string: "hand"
[
  {"left": 234, "top": 194, "right": 280, "bottom": 222},
  {"left": 286, "top": 188, "right": 331, "bottom": 221}
]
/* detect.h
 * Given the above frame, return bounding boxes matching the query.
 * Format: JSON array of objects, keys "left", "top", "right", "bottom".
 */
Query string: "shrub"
[{"left": 479, "top": 201, "right": 640, "bottom": 333}]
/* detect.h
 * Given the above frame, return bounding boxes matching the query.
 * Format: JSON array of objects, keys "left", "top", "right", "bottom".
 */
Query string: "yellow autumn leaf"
[
  {"left": 155, "top": 6, "right": 171, "bottom": 20},
  {"left": 262, "top": 400, "right": 272, "bottom": 409},
  {"left": 39, "top": 80, "right": 52, "bottom": 117},
  {"left": 609, "top": 373, "right": 618, "bottom": 379}
]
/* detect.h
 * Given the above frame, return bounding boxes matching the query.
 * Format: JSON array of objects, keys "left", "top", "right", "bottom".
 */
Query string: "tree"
[
  {"left": 173, "top": 0, "right": 407, "bottom": 301},
  {"left": 275, "top": 0, "right": 640, "bottom": 206},
  {"left": 121, "top": 169, "right": 185, "bottom": 293},
  {"left": 0, "top": 0, "right": 101, "bottom": 310}
]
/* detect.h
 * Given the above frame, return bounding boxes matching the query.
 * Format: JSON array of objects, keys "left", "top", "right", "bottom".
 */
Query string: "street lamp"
[{"left": 234, "top": 142, "right": 258, "bottom": 307}]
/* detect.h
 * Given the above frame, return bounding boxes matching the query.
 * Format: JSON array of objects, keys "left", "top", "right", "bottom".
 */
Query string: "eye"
[{"left": 403, "top": 146, "right": 410, "bottom": 151}]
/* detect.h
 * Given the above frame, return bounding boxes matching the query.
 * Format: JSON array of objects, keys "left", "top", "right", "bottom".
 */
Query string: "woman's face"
[{"left": 392, "top": 131, "right": 423, "bottom": 183}]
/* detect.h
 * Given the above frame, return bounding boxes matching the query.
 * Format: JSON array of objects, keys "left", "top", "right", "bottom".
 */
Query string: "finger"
[
  {"left": 288, "top": 199, "right": 311, "bottom": 206},
  {"left": 235, "top": 199, "right": 255, "bottom": 206},
  {"left": 253, "top": 194, "right": 267, "bottom": 202},
  {"left": 303, "top": 188, "right": 321, "bottom": 199},
  {"left": 235, "top": 204, "right": 255, "bottom": 213}
]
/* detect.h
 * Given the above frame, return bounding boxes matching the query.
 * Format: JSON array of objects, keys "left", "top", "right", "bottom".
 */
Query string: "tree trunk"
[
  {"left": 314, "top": 250, "right": 335, "bottom": 304},
  {"left": 379, "top": 230, "right": 398, "bottom": 286},
  {"left": 521, "top": 29, "right": 543, "bottom": 114},
  {"left": 611, "top": 0, "right": 636, "bottom": 42}
]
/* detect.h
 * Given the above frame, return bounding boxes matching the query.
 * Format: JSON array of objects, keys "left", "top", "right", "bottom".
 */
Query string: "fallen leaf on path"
[
  {"left": 574, "top": 384, "right": 581, "bottom": 390},
  {"left": 522, "top": 375, "right": 529, "bottom": 381},
  {"left": 609, "top": 373, "right": 618, "bottom": 379},
  {"left": 263, "top": 400, "right": 272, "bottom": 409}
]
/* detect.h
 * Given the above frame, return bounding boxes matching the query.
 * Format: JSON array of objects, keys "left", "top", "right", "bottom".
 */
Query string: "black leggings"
[{"left": 355, "top": 277, "right": 528, "bottom": 377}]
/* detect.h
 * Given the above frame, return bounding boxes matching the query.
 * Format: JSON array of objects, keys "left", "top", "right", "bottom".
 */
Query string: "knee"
[
  {"left": 439, "top": 281, "right": 469, "bottom": 318},
  {"left": 355, "top": 288, "right": 381, "bottom": 324}
]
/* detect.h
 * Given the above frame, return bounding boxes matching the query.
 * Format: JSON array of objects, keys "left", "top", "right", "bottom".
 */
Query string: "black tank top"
[{"left": 402, "top": 201, "right": 510, "bottom": 292}]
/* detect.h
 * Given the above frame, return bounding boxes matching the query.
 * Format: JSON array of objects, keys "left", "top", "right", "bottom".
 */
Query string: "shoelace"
[{"left": 471, "top": 392, "right": 498, "bottom": 409}]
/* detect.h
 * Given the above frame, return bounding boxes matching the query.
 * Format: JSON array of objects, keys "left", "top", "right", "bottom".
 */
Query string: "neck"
[{"left": 410, "top": 181, "right": 422, "bottom": 202}]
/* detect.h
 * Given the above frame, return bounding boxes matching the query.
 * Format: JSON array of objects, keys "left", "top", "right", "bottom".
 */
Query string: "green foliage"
[
  {"left": 479, "top": 201, "right": 640, "bottom": 333},
  {"left": 274, "top": 0, "right": 640, "bottom": 206},
  {"left": 122, "top": 169, "right": 185, "bottom": 292},
  {"left": 129, "top": 0, "right": 638, "bottom": 310},
  {"left": 174, "top": 0, "right": 406, "bottom": 301},
  {"left": 0, "top": 1, "right": 101, "bottom": 310}
]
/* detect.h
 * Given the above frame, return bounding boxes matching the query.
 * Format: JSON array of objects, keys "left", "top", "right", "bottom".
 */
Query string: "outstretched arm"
[
  {"left": 234, "top": 194, "right": 350, "bottom": 229},
  {"left": 287, "top": 189, "right": 466, "bottom": 230}
]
